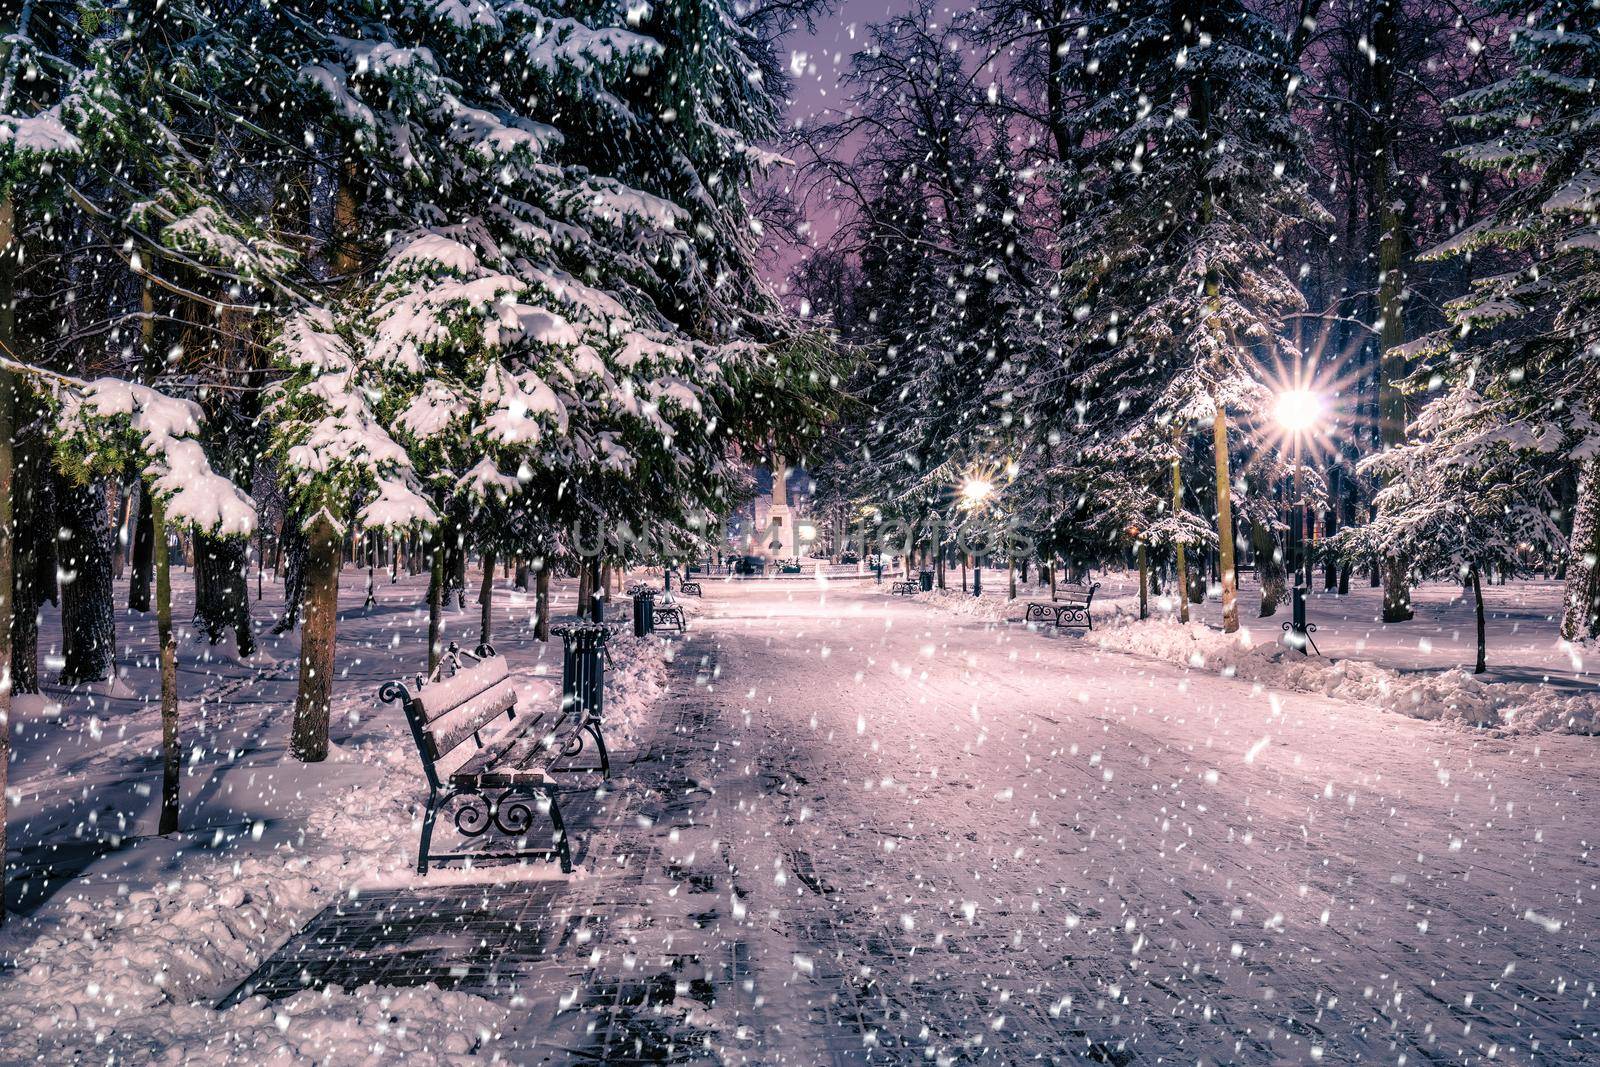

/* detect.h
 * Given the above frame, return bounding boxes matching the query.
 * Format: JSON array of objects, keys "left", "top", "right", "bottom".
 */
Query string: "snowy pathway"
[{"left": 526, "top": 580, "right": 1600, "bottom": 1064}]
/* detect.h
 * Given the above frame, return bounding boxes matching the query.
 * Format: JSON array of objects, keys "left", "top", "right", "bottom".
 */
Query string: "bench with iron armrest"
[
  {"left": 653, "top": 600, "right": 688, "bottom": 632},
  {"left": 380, "top": 641, "right": 609, "bottom": 875},
  {"left": 1024, "top": 581, "right": 1100, "bottom": 630},
  {"left": 678, "top": 580, "right": 703, "bottom": 597},
  {"left": 890, "top": 579, "right": 920, "bottom": 596}
]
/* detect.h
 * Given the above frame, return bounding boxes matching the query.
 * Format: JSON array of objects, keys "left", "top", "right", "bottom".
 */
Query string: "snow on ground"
[
  {"left": 6, "top": 572, "right": 1598, "bottom": 1064},
  {"left": 606, "top": 581, "right": 1600, "bottom": 1064},
  {"left": 916, "top": 571, "right": 1600, "bottom": 734},
  {"left": 0, "top": 567, "right": 669, "bottom": 1063}
]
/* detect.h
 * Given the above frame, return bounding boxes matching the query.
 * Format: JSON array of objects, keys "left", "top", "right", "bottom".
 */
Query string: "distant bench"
[
  {"left": 890, "top": 579, "right": 920, "bottom": 596},
  {"left": 1024, "top": 582, "right": 1099, "bottom": 630},
  {"left": 380, "top": 641, "right": 609, "bottom": 874}
]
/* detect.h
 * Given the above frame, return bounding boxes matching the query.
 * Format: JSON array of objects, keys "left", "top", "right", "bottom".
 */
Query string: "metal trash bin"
[
  {"left": 556, "top": 624, "right": 608, "bottom": 721},
  {"left": 919, "top": 571, "right": 934, "bottom": 592},
  {"left": 632, "top": 591, "right": 656, "bottom": 637}
]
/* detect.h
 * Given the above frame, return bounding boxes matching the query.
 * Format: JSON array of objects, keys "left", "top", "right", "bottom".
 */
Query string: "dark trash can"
[
  {"left": 632, "top": 591, "right": 656, "bottom": 637},
  {"left": 555, "top": 624, "right": 609, "bottom": 721},
  {"left": 919, "top": 571, "right": 934, "bottom": 592}
]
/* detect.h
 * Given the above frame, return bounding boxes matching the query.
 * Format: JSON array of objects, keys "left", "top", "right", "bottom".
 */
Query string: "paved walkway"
[{"left": 236, "top": 582, "right": 1600, "bottom": 1065}]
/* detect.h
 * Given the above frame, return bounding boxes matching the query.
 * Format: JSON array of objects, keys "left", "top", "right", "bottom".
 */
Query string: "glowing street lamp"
[
  {"left": 1274, "top": 386, "right": 1326, "bottom": 654},
  {"left": 1273, "top": 389, "right": 1324, "bottom": 436},
  {"left": 959, "top": 473, "right": 998, "bottom": 597},
  {"left": 960, "top": 477, "right": 994, "bottom": 509}
]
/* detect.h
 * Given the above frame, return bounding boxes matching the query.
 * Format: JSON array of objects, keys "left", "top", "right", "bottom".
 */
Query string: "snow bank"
[
  {"left": 0, "top": 619, "right": 671, "bottom": 1062},
  {"left": 917, "top": 588, "right": 1600, "bottom": 734}
]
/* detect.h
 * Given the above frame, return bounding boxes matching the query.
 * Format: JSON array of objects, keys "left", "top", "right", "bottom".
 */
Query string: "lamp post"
[
  {"left": 1273, "top": 388, "right": 1324, "bottom": 654},
  {"left": 960, "top": 476, "right": 994, "bottom": 597}
]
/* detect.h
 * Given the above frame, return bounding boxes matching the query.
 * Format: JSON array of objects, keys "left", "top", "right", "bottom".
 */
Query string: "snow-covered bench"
[
  {"left": 890, "top": 579, "right": 920, "bottom": 596},
  {"left": 1024, "top": 582, "right": 1099, "bottom": 630},
  {"left": 380, "top": 642, "right": 603, "bottom": 875}
]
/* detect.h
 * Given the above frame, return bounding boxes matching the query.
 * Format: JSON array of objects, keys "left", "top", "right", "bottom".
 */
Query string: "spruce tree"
[{"left": 1423, "top": 0, "right": 1600, "bottom": 640}]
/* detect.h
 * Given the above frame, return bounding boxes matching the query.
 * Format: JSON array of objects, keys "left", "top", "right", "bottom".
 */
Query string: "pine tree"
[
  {"left": 1056, "top": 0, "right": 1324, "bottom": 632},
  {"left": 1422, "top": 0, "right": 1600, "bottom": 641},
  {"left": 1336, "top": 380, "right": 1562, "bottom": 672}
]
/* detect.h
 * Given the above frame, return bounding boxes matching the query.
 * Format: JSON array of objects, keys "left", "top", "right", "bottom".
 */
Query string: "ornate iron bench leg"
[
  {"left": 586, "top": 719, "right": 611, "bottom": 778},
  {"left": 545, "top": 788, "right": 573, "bottom": 873},
  {"left": 417, "top": 789, "right": 441, "bottom": 875}
]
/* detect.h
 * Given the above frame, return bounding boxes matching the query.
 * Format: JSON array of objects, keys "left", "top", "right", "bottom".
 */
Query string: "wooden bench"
[
  {"left": 379, "top": 642, "right": 606, "bottom": 874},
  {"left": 654, "top": 601, "right": 687, "bottom": 632},
  {"left": 1024, "top": 581, "right": 1100, "bottom": 630},
  {"left": 890, "top": 579, "right": 919, "bottom": 596}
]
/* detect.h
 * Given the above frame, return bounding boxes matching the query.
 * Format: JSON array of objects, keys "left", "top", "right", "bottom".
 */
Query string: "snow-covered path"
[{"left": 621, "top": 579, "right": 1600, "bottom": 1064}]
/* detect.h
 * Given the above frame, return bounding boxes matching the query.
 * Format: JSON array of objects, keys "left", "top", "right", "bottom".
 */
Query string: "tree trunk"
[
  {"left": 1172, "top": 451, "right": 1190, "bottom": 624},
  {"left": 1213, "top": 407, "right": 1239, "bottom": 633},
  {"left": 193, "top": 531, "right": 253, "bottom": 655},
  {"left": 1323, "top": 469, "right": 1340, "bottom": 590},
  {"left": 128, "top": 480, "right": 155, "bottom": 612},
  {"left": 1471, "top": 564, "right": 1487, "bottom": 675},
  {"left": 1374, "top": 0, "right": 1412, "bottom": 624},
  {"left": 1008, "top": 554, "right": 1016, "bottom": 601},
  {"left": 444, "top": 525, "right": 467, "bottom": 610},
  {"left": 1137, "top": 542, "right": 1149, "bottom": 620},
  {"left": 10, "top": 428, "right": 53, "bottom": 695},
  {"left": 1254, "top": 520, "right": 1285, "bottom": 618},
  {"left": 479, "top": 549, "right": 496, "bottom": 649},
  {"left": 0, "top": 233, "right": 13, "bottom": 926},
  {"left": 153, "top": 495, "right": 181, "bottom": 834},
  {"left": 428, "top": 533, "right": 445, "bottom": 674},
  {"left": 273, "top": 517, "right": 307, "bottom": 634},
  {"left": 57, "top": 476, "right": 117, "bottom": 686},
  {"left": 290, "top": 512, "right": 341, "bottom": 763},
  {"left": 364, "top": 532, "right": 376, "bottom": 609},
  {"left": 1560, "top": 455, "right": 1600, "bottom": 641},
  {"left": 1382, "top": 556, "right": 1413, "bottom": 624},
  {"left": 535, "top": 565, "right": 551, "bottom": 641},
  {"left": 109, "top": 482, "right": 126, "bottom": 579}
]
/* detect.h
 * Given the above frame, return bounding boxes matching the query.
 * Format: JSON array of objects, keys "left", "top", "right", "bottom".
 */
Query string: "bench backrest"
[
  {"left": 380, "top": 644, "right": 517, "bottom": 788},
  {"left": 1058, "top": 581, "right": 1099, "bottom": 603}
]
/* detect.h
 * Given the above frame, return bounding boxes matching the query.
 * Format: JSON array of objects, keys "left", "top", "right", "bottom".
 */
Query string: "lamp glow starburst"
[
  {"left": 960, "top": 477, "right": 995, "bottom": 509},
  {"left": 1274, "top": 388, "right": 1325, "bottom": 436}
]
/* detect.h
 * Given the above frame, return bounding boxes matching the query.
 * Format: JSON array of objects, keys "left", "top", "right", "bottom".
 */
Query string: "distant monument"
[{"left": 763, "top": 456, "right": 797, "bottom": 560}]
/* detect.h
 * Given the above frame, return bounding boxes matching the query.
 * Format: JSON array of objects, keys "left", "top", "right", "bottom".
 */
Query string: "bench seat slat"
[
  {"left": 453, "top": 767, "right": 557, "bottom": 788},
  {"left": 451, "top": 710, "right": 572, "bottom": 779}
]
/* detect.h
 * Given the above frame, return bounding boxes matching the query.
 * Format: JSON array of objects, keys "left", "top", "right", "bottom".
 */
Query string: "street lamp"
[
  {"left": 960, "top": 477, "right": 994, "bottom": 509},
  {"left": 1274, "top": 387, "right": 1325, "bottom": 654},
  {"left": 960, "top": 475, "right": 995, "bottom": 597},
  {"left": 1273, "top": 389, "right": 1324, "bottom": 437}
]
